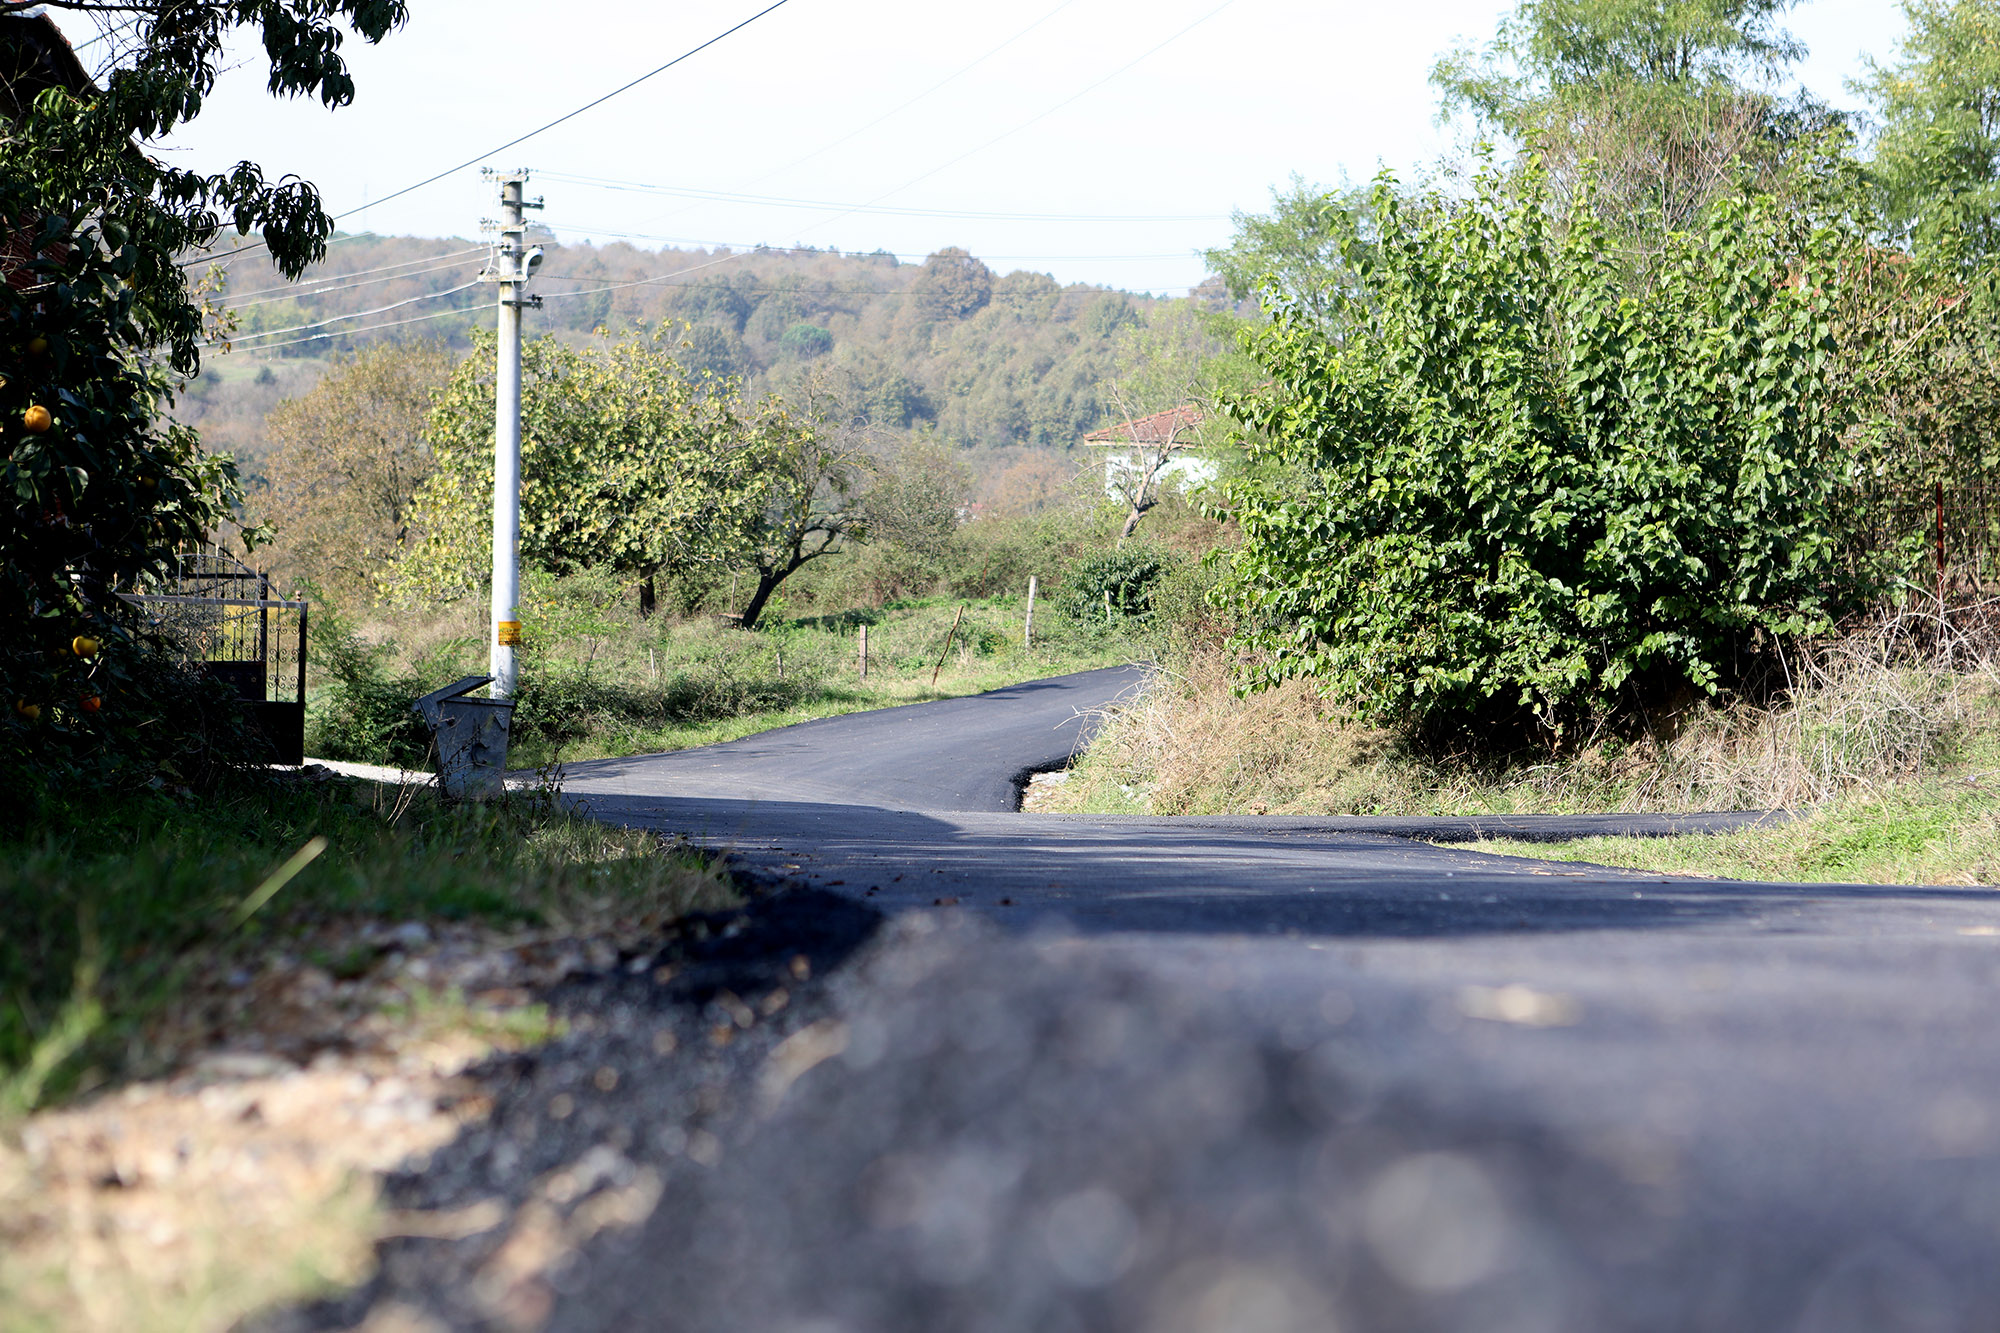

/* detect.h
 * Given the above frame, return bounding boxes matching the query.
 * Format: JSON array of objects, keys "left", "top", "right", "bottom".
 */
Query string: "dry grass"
[
  {"left": 0, "top": 929, "right": 566, "bottom": 1333},
  {"left": 1476, "top": 784, "right": 2000, "bottom": 885},
  {"left": 0, "top": 771, "right": 742, "bottom": 1332},
  {"left": 1045, "top": 595, "right": 2000, "bottom": 822}
]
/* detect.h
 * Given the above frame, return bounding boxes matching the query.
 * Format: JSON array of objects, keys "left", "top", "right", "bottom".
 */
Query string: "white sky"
[{"left": 49, "top": 0, "right": 1909, "bottom": 294}]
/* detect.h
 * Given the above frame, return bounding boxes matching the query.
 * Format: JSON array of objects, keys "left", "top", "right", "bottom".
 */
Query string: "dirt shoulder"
[{"left": 0, "top": 858, "right": 797, "bottom": 1333}]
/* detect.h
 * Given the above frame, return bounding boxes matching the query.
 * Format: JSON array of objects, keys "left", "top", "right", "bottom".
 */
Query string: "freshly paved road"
[{"left": 410, "top": 669, "right": 2000, "bottom": 1330}]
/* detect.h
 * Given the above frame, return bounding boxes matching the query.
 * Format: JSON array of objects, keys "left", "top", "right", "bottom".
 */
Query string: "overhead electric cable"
[
  {"left": 742, "top": 0, "right": 1078, "bottom": 186},
  {"left": 216, "top": 244, "right": 486, "bottom": 301},
  {"left": 184, "top": 229, "right": 381, "bottom": 273},
  {"left": 71, "top": 15, "right": 142, "bottom": 54},
  {"left": 621, "top": 0, "right": 1087, "bottom": 237},
  {"left": 226, "top": 274, "right": 1205, "bottom": 350},
  {"left": 533, "top": 251, "right": 756, "bottom": 303},
  {"left": 223, "top": 301, "right": 487, "bottom": 354},
  {"left": 215, "top": 278, "right": 483, "bottom": 345},
  {"left": 534, "top": 275, "right": 1205, "bottom": 297},
  {"left": 175, "top": 0, "right": 795, "bottom": 269},
  {"left": 218, "top": 254, "right": 485, "bottom": 311},
  {"left": 540, "top": 220, "right": 1204, "bottom": 261},
  {"left": 845, "top": 0, "right": 1240, "bottom": 218}
]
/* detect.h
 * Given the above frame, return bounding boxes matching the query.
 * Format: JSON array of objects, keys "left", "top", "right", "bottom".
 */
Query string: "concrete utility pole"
[{"left": 481, "top": 169, "right": 543, "bottom": 699}]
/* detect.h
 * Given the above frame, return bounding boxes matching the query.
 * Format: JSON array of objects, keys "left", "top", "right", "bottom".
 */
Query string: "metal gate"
[{"left": 121, "top": 549, "right": 309, "bottom": 765}]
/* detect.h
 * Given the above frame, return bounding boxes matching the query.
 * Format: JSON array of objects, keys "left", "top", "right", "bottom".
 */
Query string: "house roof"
[
  {"left": 1082, "top": 404, "right": 1205, "bottom": 446},
  {"left": 0, "top": 6, "right": 94, "bottom": 123}
]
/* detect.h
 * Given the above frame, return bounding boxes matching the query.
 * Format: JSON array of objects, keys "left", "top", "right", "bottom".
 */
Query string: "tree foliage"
[
  {"left": 195, "top": 238, "right": 1152, "bottom": 459},
  {"left": 1217, "top": 162, "right": 1875, "bottom": 737},
  {"left": 862, "top": 434, "right": 971, "bottom": 565},
  {"left": 1098, "top": 301, "right": 1254, "bottom": 539},
  {"left": 394, "top": 330, "right": 867, "bottom": 631},
  {"left": 910, "top": 246, "right": 994, "bottom": 322},
  {"left": 393, "top": 329, "right": 781, "bottom": 608},
  {"left": 1, "top": 1, "right": 404, "bottom": 781},
  {"left": 1432, "top": 0, "right": 1836, "bottom": 239},
  {"left": 734, "top": 374, "right": 869, "bottom": 630},
  {"left": 1202, "top": 176, "right": 1373, "bottom": 328},
  {"left": 1861, "top": 0, "right": 2000, "bottom": 259},
  {"left": 257, "top": 339, "right": 452, "bottom": 603}
]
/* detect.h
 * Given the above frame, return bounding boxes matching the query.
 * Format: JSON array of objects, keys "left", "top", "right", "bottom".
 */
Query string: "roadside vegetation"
[
  {"left": 264, "top": 325, "right": 1219, "bottom": 770},
  {"left": 0, "top": 772, "right": 735, "bottom": 1114},
  {"left": 1042, "top": 609, "right": 2000, "bottom": 884},
  {"left": 13, "top": 0, "right": 2000, "bottom": 1324},
  {"left": 311, "top": 583, "right": 1149, "bottom": 770},
  {"left": 1037, "top": 0, "right": 2000, "bottom": 889}
]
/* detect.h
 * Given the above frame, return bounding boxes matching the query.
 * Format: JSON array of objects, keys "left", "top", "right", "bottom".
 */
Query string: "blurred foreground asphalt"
[{"left": 277, "top": 667, "right": 2000, "bottom": 1332}]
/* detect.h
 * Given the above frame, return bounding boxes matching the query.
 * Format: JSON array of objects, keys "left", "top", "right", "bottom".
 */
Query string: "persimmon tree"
[{"left": 1, "top": 2, "right": 407, "bottom": 778}]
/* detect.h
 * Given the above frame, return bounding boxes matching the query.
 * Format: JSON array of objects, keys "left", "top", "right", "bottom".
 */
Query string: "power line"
[
  {"left": 216, "top": 278, "right": 483, "bottom": 346},
  {"left": 175, "top": 0, "right": 795, "bottom": 270},
  {"left": 219, "top": 301, "right": 488, "bottom": 354},
  {"left": 215, "top": 244, "right": 486, "bottom": 301},
  {"left": 70, "top": 14, "right": 142, "bottom": 55},
  {"left": 220, "top": 268, "right": 1211, "bottom": 353},
  {"left": 542, "top": 221, "right": 1201, "bottom": 262},
  {"left": 183, "top": 229, "right": 381, "bottom": 274},
  {"left": 537, "top": 172, "right": 1230, "bottom": 224},
  {"left": 530, "top": 251, "right": 757, "bottom": 303},
  {"left": 625, "top": 0, "right": 1086, "bottom": 238},
  {"left": 537, "top": 276, "right": 1203, "bottom": 297},
  {"left": 218, "top": 253, "right": 485, "bottom": 311},
  {"left": 840, "top": 0, "right": 1241, "bottom": 222},
  {"left": 719, "top": 0, "right": 1079, "bottom": 189}
]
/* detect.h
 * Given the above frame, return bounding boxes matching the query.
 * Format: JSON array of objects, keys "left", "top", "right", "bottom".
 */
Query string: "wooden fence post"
[
  {"left": 858, "top": 624, "right": 868, "bottom": 679},
  {"left": 931, "top": 605, "right": 966, "bottom": 688},
  {"left": 1024, "top": 576, "right": 1037, "bottom": 648}
]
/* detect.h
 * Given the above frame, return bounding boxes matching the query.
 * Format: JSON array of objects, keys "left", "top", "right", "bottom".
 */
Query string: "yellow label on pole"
[{"left": 496, "top": 620, "right": 522, "bottom": 646}]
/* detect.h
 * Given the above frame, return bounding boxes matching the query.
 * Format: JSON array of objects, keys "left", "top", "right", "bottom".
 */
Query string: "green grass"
[
  {"left": 0, "top": 774, "right": 736, "bottom": 1109},
  {"left": 513, "top": 593, "right": 1147, "bottom": 767},
  {"left": 1473, "top": 784, "right": 2000, "bottom": 885},
  {"left": 317, "top": 585, "right": 1148, "bottom": 770}
]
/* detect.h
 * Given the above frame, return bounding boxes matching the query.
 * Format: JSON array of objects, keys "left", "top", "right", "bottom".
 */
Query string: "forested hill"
[{"left": 178, "top": 233, "right": 1195, "bottom": 471}]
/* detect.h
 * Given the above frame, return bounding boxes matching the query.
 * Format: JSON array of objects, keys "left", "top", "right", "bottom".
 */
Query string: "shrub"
[
  {"left": 1, "top": 632, "right": 266, "bottom": 808},
  {"left": 1060, "top": 545, "right": 1181, "bottom": 623},
  {"left": 303, "top": 606, "right": 430, "bottom": 767},
  {"left": 1219, "top": 158, "right": 1878, "bottom": 739}
]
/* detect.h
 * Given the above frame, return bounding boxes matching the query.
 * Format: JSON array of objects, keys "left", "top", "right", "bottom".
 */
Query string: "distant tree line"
[{"left": 189, "top": 238, "right": 1176, "bottom": 462}]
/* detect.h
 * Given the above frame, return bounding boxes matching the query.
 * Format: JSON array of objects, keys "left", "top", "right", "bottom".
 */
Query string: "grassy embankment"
[
  {"left": 0, "top": 776, "right": 735, "bottom": 1111},
  {"left": 1040, "top": 618, "right": 2000, "bottom": 886},
  {"left": 0, "top": 770, "right": 742, "bottom": 1331},
  {"left": 314, "top": 578, "right": 1148, "bottom": 771}
]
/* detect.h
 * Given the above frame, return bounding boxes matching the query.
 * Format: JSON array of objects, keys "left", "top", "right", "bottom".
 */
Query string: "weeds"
[
  {"left": 0, "top": 774, "right": 735, "bottom": 1108},
  {"left": 1480, "top": 784, "right": 2000, "bottom": 885},
  {"left": 1049, "top": 592, "right": 2000, "bottom": 840},
  {"left": 315, "top": 574, "right": 1148, "bottom": 769}
]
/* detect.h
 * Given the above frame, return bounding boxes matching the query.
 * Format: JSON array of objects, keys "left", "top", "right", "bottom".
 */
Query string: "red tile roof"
[
  {"left": 1, "top": 6, "right": 94, "bottom": 121},
  {"left": 1082, "top": 404, "right": 1205, "bottom": 446}
]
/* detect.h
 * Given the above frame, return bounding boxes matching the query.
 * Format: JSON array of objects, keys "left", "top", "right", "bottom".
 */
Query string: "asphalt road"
[{"left": 281, "top": 667, "right": 2000, "bottom": 1332}]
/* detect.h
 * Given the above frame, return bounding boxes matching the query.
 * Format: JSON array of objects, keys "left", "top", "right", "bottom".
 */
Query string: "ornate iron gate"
[{"left": 121, "top": 550, "right": 309, "bottom": 764}]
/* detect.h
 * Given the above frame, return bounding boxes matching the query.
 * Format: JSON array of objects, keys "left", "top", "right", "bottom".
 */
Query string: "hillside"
[{"left": 176, "top": 234, "right": 1219, "bottom": 487}]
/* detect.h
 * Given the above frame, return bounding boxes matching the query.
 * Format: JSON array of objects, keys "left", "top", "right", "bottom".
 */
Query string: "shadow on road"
[{"left": 576, "top": 793, "right": 1992, "bottom": 943}]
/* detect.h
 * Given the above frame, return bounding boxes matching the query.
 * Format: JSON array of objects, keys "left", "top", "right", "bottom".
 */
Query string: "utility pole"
[{"left": 480, "top": 169, "right": 543, "bottom": 699}]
